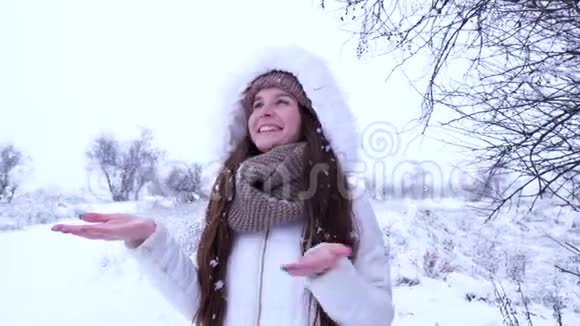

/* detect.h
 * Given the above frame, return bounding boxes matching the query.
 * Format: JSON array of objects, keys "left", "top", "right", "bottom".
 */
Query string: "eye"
[
  {"left": 276, "top": 99, "right": 290, "bottom": 106},
  {"left": 253, "top": 102, "right": 263, "bottom": 110}
]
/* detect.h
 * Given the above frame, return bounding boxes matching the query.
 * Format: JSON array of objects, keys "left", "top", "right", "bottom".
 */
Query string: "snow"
[
  {"left": 214, "top": 280, "right": 225, "bottom": 291},
  {"left": 1, "top": 195, "right": 579, "bottom": 326},
  {"left": 0, "top": 221, "right": 188, "bottom": 326}
]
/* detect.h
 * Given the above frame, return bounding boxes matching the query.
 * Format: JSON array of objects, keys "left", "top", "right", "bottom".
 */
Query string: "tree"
[
  {"left": 0, "top": 144, "right": 23, "bottom": 203},
  {"left": 163, "top": 163, "right": 204, "bottom": 203},
  {"left": 86, "top": 129, "right": 162, "bottom": 201},
  {"left": 323, "top": 0, "right": 580, "bottom": 220}
]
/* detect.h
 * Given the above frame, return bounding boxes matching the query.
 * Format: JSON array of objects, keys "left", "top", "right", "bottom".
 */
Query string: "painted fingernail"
[{"left": 281, "top": 266, "right": 289, "bottom": 272}]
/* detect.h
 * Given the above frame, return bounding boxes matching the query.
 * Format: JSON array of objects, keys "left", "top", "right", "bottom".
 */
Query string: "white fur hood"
[{"left": 214, "top": 45, "right": 361, "bottom": 175}]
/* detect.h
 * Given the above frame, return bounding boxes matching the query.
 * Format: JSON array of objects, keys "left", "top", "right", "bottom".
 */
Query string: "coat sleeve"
[
  {"left": 125, "top": 222, "right": 200, "bottom": 322},
  {"left": 304, "top": 194, "right": 395, "bottom": 325}
]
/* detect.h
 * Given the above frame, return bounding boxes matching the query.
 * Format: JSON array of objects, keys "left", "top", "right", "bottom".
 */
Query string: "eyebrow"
[{"left": 254, "top": 91, "right": 292, "bottom": 102}]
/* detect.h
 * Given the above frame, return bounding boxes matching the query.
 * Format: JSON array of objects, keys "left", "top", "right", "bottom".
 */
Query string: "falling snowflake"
[
  {"left": 316, "top": 127, "right": 322, "bottom": 133},
  {"left": 212, "top": 314, "right": 216, "bottom": 320},
  {"left": 349, "top": 231, "right": 359, "bottom": 240},
  {"left": 324, "top": 145, "right": 331, "bottom": 152},
  {"left": 214, "top": 280, "right": 224, "bottom": 290},
  {"left": 210, "top": 258, "right": 219, "bottom": 268}
]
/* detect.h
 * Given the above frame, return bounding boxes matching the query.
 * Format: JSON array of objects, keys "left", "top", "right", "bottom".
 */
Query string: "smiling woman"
[
  {"left": 247, "top": 73, "right": 305, "bottom": 152},
  {"left": 51, "top": 45, "right": 395, "bottom": 326}
]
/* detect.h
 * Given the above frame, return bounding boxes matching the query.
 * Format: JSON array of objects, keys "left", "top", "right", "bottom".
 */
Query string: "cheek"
[
  {"left": 247, "top": 113, "right": 258, "bottom": 136},
  {"left": 281, "top": 109, "right": 302, "bottom": 139},
  {"left": 247, "top": 118, "right": 261, "bottom": 146}
]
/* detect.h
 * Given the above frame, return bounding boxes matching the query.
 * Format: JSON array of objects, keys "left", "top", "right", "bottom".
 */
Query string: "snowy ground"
[{"left": 1, "top": 193, "right": 579, "bottom": 326}]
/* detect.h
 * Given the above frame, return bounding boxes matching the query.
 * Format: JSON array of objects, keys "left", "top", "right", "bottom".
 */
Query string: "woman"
[{"left": 52, "top": 45, "right": 395, "bottom": 326}]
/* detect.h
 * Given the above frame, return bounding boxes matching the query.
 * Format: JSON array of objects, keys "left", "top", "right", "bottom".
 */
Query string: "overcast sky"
[{"left": 0, "top": 0, "right": 467, "bottom": 195}]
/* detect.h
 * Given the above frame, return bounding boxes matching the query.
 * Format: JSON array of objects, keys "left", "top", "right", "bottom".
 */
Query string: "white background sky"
[{"left": 0, "top": 0, "right": 467, "bottom": 194}]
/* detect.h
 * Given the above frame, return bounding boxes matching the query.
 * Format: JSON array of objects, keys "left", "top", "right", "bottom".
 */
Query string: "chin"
[
  {"left": 256, "top": 142, "right": 277, "bottom": 152},
  {"left": 255, "top": 138, "right": 286, "bottom": 152}
]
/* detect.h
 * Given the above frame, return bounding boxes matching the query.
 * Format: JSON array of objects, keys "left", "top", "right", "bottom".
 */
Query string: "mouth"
[{"left": 257, "top": 125, "right": 283, "bottom": 133}]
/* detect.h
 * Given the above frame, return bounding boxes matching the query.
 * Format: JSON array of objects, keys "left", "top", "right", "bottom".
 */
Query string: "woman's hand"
[
  {"left": 282, "top": 243, "right": 352, "bottom": 277},
  {"left": 51, "top": 213, "right": 156, "bottom": 248}
]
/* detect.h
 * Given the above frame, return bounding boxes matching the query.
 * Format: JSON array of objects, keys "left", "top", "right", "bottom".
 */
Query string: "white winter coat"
[{"left": 127, "top": 45, "right": 395, "bottom": 326}]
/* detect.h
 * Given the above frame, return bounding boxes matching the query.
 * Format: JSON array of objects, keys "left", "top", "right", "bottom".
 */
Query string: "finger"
[
  {"left": 282, "top": 260, "right": 322, "bottom": 274},
  {"left": 283, "top": 266, "right": 321, "bottom": 277},
  {"left": 53, "top": 224, "right": 114, "bottom": 240},
  {"left": 80, "top": 213, "right": 112, "bottom": 223},
  {"left": 51, "top": 224, "right": 84, "bottom": 233},
  {"left": 328, "top": 244, "right": 352, "bottom": 257},
  {"left": 282, "top": 261, "right": 320, "bottom": 272},
  {"left": 51, "top": 224, "right": 65, "bottom": 232},
  {"left": 283, "top": 257, "right": 335, "bottom": 277},
  {"left": 282, "top": 255, "right": 331, "bottom": 272}
]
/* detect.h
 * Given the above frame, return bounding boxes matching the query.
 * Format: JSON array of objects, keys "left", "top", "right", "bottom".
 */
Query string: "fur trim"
[{"left": 214, "top": 44, "right": 360, "bottom": 175}]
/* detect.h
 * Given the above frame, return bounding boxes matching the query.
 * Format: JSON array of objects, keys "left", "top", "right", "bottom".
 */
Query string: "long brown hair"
[{"left": 194, "top": 104, "right": 359, "bottom": 326}]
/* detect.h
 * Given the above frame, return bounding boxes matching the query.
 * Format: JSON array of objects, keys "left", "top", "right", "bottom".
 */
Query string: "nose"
[{"left": 258, "top": 102, "right": 274, "bottom": 117}]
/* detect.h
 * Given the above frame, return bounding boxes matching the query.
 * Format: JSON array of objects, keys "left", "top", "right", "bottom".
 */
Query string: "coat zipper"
[{"left": 256, "top": 228, "right": 270, "bottom": 326}]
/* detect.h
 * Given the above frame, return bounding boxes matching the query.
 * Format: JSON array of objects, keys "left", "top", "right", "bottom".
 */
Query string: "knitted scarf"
[{"left": 227, "top": 142, "right": 308, "bottom": 233}]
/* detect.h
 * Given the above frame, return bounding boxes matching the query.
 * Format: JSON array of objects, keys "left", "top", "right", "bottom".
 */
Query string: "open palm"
[
  {"left": 51, "top": 213, "right": 156, "bottom": 247},
  {"left": 282, "top": 243, "right": 352, "bottom": 277}
]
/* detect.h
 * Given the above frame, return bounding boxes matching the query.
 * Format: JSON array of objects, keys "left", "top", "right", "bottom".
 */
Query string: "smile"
[{"left": 258, "top": 125, "right": 282, "bottom": 133}]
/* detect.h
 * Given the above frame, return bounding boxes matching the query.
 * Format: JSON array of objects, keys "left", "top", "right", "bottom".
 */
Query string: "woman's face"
[{"left": 248, "top": 88, "right": 302, "bottom": 152}]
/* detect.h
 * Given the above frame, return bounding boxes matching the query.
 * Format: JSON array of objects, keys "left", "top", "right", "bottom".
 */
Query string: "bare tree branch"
[{"left": 324, "top": 0, "right": 580, "bottom": 219}]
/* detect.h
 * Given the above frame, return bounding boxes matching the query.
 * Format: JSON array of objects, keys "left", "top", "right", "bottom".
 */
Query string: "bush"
[
  {"left": 505, "top": 249, "right": 529, "bottom": 283},
  {"left": 164, "top": 163, "right": 204, "bottom": 203},
  {"left": 0, "top": 144, "right": 24, "bottom": 203},
  {"left": 0, "top": 190, "right": 86, "bottom": 229},
  {"left": 423, "top": 249, "right": 455, "bottom": 279},
  {"left": 147, "top": 162, "right": 205, "bottom": 203},
  {"left": 472, "top": 235, "right": 503, "bottom": 277}
]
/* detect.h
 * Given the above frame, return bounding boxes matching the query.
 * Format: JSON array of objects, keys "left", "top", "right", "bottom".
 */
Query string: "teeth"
[{"left": 259, "top": 125, "right": 281, "bottom": 133}]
